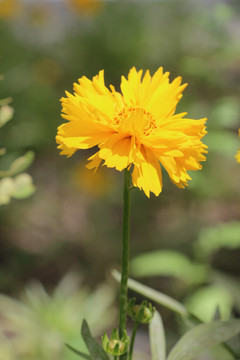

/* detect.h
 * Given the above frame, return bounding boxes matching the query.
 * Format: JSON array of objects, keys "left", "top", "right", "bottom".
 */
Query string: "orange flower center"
[{"left": 113, "top": 107, "right": 157, "bottom": 136}]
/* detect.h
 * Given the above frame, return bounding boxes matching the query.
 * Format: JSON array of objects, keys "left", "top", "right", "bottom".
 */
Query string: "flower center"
[{"left": 113, "top": 107, "right": 157, "bottom": 136}]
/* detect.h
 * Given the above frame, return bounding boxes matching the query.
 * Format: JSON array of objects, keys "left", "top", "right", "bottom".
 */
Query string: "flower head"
[
  {"left": 102, "top": 328, "right": 129, "bottom": 356},
  {"left": 128, "top": 298, "right": 155, "bottom": 324},
  {"left": 56, "top": 67, "right": 207, "bottom": 197}
]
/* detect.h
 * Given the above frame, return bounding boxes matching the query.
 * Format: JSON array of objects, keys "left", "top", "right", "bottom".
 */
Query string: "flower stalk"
[
  {"left": 128, "top": 321, "right": 139, "bottom": 360},
  {"left": 119, "top": 169, "right": 131, "bottom": 341}
]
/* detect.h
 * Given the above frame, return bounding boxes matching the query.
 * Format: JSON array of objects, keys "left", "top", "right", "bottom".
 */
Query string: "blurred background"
[{"left": 0, "top": 0, "right": 240, "bottom": 359}]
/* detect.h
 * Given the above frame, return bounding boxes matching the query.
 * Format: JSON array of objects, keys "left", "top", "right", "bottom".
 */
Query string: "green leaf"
[
  {"left": 184, "top": 285, "right": 233, "bottom": 323},
  {"left": 0, "top": 151, "right": 35, "bottom": 177},
  {"left": 12, "top": 173, "right": 35, "bottom": 199},
  {"left": 197, "top": 222, "right": 240, "bottom": 258},
  {"left": 81, "top": 319, "right": 109, "bottom": 360},
  {"left": 0, "top": 177, "right": 15, "bottom": 205},
  {"left": 0, "top": 105, "right": 14, "bottom": 128},
  {"left": 149, "top": 311, "right": 166, "bottom": 360},
  {"left": 167, "top": 320, "right": 240, "bottom": 360},
  {"left": 205, "top": 131, "right": 239, "bottom": 157},
  {"left": 130, "top": 251, "right": 208, "bottom": 285},
  {"left": 66, "top": 343, "right": 92, "bottom": 360},
  {"left": 111, "top": 270, "right": 188, "bottom": 317}
]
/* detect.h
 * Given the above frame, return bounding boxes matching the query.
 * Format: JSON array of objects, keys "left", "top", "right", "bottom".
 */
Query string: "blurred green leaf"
[
  {"left": 210, "top": 97, "right": 240, "bottom": 128},
  {"left": 130, "top": 251, "right": 208, "bottom": 285},
  {"left": 196, "top": 221, "right": 240, "bottom": 258},
  {"left": 81, "top": 320, "right": 109, "bottom": 360},
  {"left": 184, "top": 285, "right": 233, "bottom": 323},
  {"left": 0, "top": 174, "right": 35, "bottom": 205},
  {"left": 149, "top": 311, "right": 166, "bottom": 360},
  {"left": 0, "top": 274, "right": 116, "bottom": 360},
  {"left": 0, "top": 151, "right": 35, "bottom": 177},
  {"left": 0, "top": 148, "right": 6, "bottom": 156},
  {"left": 66, "top": 344, "right": 92, "bottom": 360},
  {"left": 205, "top": 131, "right": 239, "bottom": 157},
  {"left": 167, "top": 320, "right": 240, "bottom": 360},
  {"left": 0, "top": 105, "right": 14, "bottom": 128},
  {"left": 0, "top": 177, "right": 15, "bottom": 205},
  {"left": 12, "top": 173, "right": 35, "bottom": 199},
  {"left": 112, "top": 270, "right": 188, "bottom": 317}
]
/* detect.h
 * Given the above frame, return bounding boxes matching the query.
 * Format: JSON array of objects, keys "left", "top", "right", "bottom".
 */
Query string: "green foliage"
[
  {"left": 130, "top": 250, "right": 209, "bottom": 285},
  {"left": 112, "top": 269, "right": 188, "bottom": 317},
  {"left": 0, "top": 151, "right": 35, "bottom": 178},
  {"left": 184, "top": 285, "right": 233, "bottom": 323},
  {"left": 0, "top": 80, "right": 35, "bottom": 205},
  {"left": 196, "top": 221, "right": 240, "bottom": 258},
  {"left": 167, "top": 320, "right": 240, "bottom": 360},
  {"left": 0, "top": 273, "right": 116, "bottom": 360},
  {"left": 0, "top": 173, "right": 35, "bottom": 205},
  {"left": 0, "top": 104, "right": 14, "bottom": 128},
  {"left": 81, "top": 320, "right": 109, "bottom": 360},
  {"left": 149, "top": 311, "right": 166, "bottom": 360}
]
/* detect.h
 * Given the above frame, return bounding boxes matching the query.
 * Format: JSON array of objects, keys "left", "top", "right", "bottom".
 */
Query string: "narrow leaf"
[
  {"left": 167, "top": 320, "right": 240, "bottom": 360},
  {"left": 130, "top": 250, "right": 208, "bottom": 285},
  {"left": 66, "top": 343, "right": 92, "bottom": 360},
  {"left": 81, "top": 319, "right": 109, "bottom": 360},
  {"left": 0, "top": 151, "right": 35, "bottom": 177},
  {"left": 149, "top": 311, "right": 166, "bottom": 360},
  {"left": 112, "top": 270, "right": 188, "bottom": 317}
]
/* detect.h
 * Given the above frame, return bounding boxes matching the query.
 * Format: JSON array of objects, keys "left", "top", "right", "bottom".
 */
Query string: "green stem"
[
  {"left": 119, "top": 169, "right": 131, "bottom": 339},
  {"left": 128, "top": 322, "right": 139, "bottom": 360}
]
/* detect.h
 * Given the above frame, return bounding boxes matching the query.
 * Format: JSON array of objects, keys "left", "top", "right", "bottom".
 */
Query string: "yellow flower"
[
  {"left": 0, "top": 0, "right": 21, "bottom": 18},
  {"left": 67, "top": 0, "right": 102, "bottom": 14},
  {"left": 56, "top": 67, "right": 207, "bottom": 197}
]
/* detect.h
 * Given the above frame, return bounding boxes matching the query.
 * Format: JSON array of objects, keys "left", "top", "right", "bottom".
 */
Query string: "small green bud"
[
  {"left": 128, "top": 298, "right": 155, "bottom": 324},
  {"left": 109, "top": 339, "right": 125, "bottom": 352},
  {"left": 102, "top": 328, "right": 129, "bottom": 356}
]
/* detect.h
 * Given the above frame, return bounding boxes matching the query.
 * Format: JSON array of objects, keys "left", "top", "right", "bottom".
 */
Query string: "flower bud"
[
  {"left": 128, "top": 298, "right": 155, "bottom": 324},
  {"left": 102, "top": 328, "right": 129, "bottom": 356}
]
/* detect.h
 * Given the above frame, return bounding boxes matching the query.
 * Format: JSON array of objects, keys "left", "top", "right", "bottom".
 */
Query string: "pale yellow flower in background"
[
  {"left": 56, "top": 67, "right": 207, "bottom": 197},
  {"left": 235, "top": 129, "right": 240, "bottom": 163}
]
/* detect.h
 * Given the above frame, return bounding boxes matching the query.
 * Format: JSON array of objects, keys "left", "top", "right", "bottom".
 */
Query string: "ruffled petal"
[
  {"left": 98, "top": 133, "right": 136, "bottom": 171},
  {"left": 56, "top": 121, "right": 115, "bottom": 152},
  {"left": 132, "top": 146, "right": 162, "bottom": 197}
]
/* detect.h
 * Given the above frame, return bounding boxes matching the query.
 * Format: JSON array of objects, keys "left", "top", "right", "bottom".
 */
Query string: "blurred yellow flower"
[
  {"left": 0, "top": 0, "right": 21, "bottom": 18},
  {"left": 67, "top": 0, "right": 102, "bottom": 14},
  {"left": 56, "top": 67, "right": 207, "bottom": 197},
  {"left": 236, "top": 130, "right": 240, "bottom": 163},
  {"left": 71, "top": 163, "right": 113, "bottom": 197}
]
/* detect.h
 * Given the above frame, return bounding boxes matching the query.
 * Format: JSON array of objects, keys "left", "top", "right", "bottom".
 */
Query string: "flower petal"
[
  {"left": 132, "top": 146, "right": 162, "bottom": 197},
  {"left": 56, "top": 121, "right": 115, "bottom": 152},
  {"left": 98, "top": 133, "right": 136, "bottom": 171}
]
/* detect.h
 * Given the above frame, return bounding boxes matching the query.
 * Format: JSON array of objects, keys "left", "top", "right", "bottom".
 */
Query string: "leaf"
[
  {"left": 0, "top": 105, "right": 14, "bottom": 128},
  {"left": 0, "top": 177, "right": 15, "bottom": 205},
  {"left": 197, "top": 222, "right": 240, "bottom": 258},
  {"left": 149, "top": 311, "right": 166, "bottom": 360},
  {"left": 0, "top": 151, "right": 35, "bottom": 177},
  {"left": 66, "top": 343, "right": 92, "bottom": 360},
  {"left": 205, "top": 131, "right": 239, "bottom": 157},
  {"left": 81, "top": 319, "right": 109, "bottom": 360},
  {"left": 167, "top": 320, "right": 240, "bottom": 360},
  {"left": 111, "top": 270, "right": 188, "bottom": 317},
  {"left": 12, "top": 173, "right": 35, "bottom": 199},
  {"left": 184, "top": 285, "right": 233, "bottom": 323},
  {"left": 130, "top": 251, "right": 208, "bottom": 285}
]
